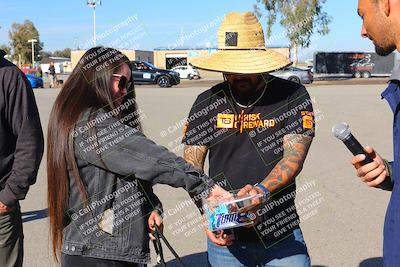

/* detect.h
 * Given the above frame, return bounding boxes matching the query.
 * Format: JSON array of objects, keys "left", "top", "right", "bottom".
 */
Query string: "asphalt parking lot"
[{"left": 22, "top": 80, "right": 392, "bottom": 267}]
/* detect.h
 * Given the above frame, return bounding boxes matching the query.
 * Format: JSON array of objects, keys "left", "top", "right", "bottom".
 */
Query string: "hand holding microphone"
[
  {"left": 351, "top": 146, "right": 388, "bottom": 187},
  {"left": 333, "top": 122, "right": 388, "bottom": 188}
]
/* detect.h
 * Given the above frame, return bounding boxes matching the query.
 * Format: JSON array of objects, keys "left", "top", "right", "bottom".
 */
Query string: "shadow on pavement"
[
  {"left": 359, "top": 257, "right": 383, "bottom": 267},
  {"left": 164, "top": 252, "right": 207, "bottom": 267},
  {"left": 22, "top": 208, "right": 48, "bottom": 223},
  {"left": 163, "top": 253, "right": 330, "bottom": 267}
]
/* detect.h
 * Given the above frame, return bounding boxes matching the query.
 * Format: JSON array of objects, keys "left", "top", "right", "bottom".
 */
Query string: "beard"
[
  {"left": 233, "top": 79, "right": 256, "bottom": 92},
  {"left": 230, "top": 76, "right": 263, "bottom": 93},
  {"left": 372, "top": 13, "right": 397, "bottom": 56},
  {"left": 228, "top": 75, "right": 265, "bottom": 105},
  {"left": 375, "top": 43, "right": 396, "bottom": 56}
]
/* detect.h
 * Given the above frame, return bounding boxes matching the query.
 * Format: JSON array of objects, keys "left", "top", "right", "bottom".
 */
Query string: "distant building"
[{"left": 70, "top": 49, "right": 154, "bottom": 69}]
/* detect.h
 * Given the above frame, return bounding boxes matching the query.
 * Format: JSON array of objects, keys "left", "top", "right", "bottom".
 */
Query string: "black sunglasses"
[{"left": 112, "top": 74, "right": 132, "bottom": 90}]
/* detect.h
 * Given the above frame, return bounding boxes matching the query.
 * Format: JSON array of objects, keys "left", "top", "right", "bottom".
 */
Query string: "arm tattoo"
[
  {"left": 183, "top": 145, "right": 208, "bottom": 171},
  {"left": 262, "top": 134, "right": 313, "bottom": 193}
]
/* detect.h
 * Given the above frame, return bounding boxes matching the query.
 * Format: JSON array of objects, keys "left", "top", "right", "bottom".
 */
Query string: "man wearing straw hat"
[{"left": 183, "top": 12, "right": 314, "bottom": 266}]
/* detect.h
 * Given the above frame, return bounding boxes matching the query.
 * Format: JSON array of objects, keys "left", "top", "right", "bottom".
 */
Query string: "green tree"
[
  {"left": 52, "top": 48, "right": 71, "bottom": 58},
  {"left": 9, "top": 20, "right": 43, "bottom": 64},
  {"left": 40, "top": 50, "right": 52, "bottom": 60},
  {"left": 254, "top": 0, "right": 331, "bottom": 65},
  {"left": 0, "top": 44, "right": 11, "bottom": 55}
]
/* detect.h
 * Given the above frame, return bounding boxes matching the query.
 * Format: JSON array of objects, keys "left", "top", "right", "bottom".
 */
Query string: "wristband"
[{"left": 254, "top": 183, "right": 270, "bottom": 199}]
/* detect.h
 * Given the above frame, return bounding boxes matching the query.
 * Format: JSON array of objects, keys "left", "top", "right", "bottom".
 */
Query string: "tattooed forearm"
[
  {"left": 183, "top": 145, "right": 208, "bottom": 171},
  {"left": 262, "top": 134, "right": 313, "bottom": 193}
]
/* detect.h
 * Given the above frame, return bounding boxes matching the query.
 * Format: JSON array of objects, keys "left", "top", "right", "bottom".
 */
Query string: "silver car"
[{"left": 269, "top": 66, "right": 314, "bottom": 84}]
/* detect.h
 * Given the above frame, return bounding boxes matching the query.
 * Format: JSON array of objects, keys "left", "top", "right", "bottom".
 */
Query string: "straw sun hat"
[{"left": 190, "top": 12, "right": 291, "bottom": 74}]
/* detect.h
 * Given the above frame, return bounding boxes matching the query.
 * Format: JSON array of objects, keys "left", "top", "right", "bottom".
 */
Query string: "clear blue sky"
[{"left": 0, "top": 0, "right": 375, "bottom": 60}]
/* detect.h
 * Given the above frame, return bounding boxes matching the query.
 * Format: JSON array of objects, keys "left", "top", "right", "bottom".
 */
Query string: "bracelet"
[{"left": 254, "top": 183, "right": 270, "bottom": 199}]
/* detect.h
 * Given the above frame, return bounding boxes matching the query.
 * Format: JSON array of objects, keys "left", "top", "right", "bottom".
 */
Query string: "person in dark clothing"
[
  {"left": 49, "top": 62, "right": 56, "bottom": 88},
  {"left": 0, "top": 49, "right": 44, "bottom": 267},
  {"left": 183, "top": 12, "right": 314, "bottom": 267}
]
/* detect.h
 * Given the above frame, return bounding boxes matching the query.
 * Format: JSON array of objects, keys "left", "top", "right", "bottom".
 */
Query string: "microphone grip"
[{"left": 343, "top": 135, "right": 374, "bottom": 165}]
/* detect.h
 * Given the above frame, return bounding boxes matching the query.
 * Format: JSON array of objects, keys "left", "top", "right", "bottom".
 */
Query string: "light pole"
[
  {"left": 87, "top": 0, "right": 101, "bottom": 46},
  {"left": 74, "top": 37, "right": 79, "bottom": 50},
  {"left": 28, "top": 39, "right": 37, "bottom": 66}
]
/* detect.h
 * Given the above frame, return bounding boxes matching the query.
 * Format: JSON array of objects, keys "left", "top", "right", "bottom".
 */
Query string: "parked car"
[
  {"left": 131, "top": 61, "right": 180, "bottom": 88},
  {"left": 269, "top": 66, "right": 314, "bottom": 84},
  {"left": 171, "top": 65, "right": 201, "bottom": 80},
  {"left": 26, "top": 74, "right": 43, "bottom": 88}
]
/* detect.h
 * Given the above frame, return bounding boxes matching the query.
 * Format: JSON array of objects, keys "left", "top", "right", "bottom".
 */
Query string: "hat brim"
[{"left": 190, "top": 49, "right": 292, "bottom": 74}]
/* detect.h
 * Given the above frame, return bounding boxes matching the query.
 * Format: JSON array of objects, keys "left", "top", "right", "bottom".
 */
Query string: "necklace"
[{"left": 228, "top": 81, "right": 268, "bottom": 109}]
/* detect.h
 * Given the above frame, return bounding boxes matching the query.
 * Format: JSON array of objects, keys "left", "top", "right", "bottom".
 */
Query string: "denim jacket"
[{"left": 61, "top": 108, "right": 213, "bottom": 264}]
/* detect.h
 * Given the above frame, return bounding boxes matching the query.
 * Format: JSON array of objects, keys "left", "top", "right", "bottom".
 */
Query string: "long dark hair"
[{"left": 47, "top": 47, "right": 140, "bottom": 260}]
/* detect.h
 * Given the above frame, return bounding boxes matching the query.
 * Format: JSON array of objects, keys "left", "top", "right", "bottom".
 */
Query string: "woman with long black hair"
[{"left": 47, "top": 47, "right": 216, "bottom": 266}]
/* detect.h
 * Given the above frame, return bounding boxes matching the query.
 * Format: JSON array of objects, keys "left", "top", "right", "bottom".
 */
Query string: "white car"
[{"left": 171, "top": 65, "right": 201, "bottom": 80}]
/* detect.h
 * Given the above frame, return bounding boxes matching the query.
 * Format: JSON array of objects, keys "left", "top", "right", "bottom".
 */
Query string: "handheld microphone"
[{"left": 332, "top": 122, "right": 374, "bottom": 165}]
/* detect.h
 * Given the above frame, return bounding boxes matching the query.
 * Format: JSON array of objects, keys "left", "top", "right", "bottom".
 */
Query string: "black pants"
[{"left": 61, "top": 254, "right": 143, "bottom": 267}]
